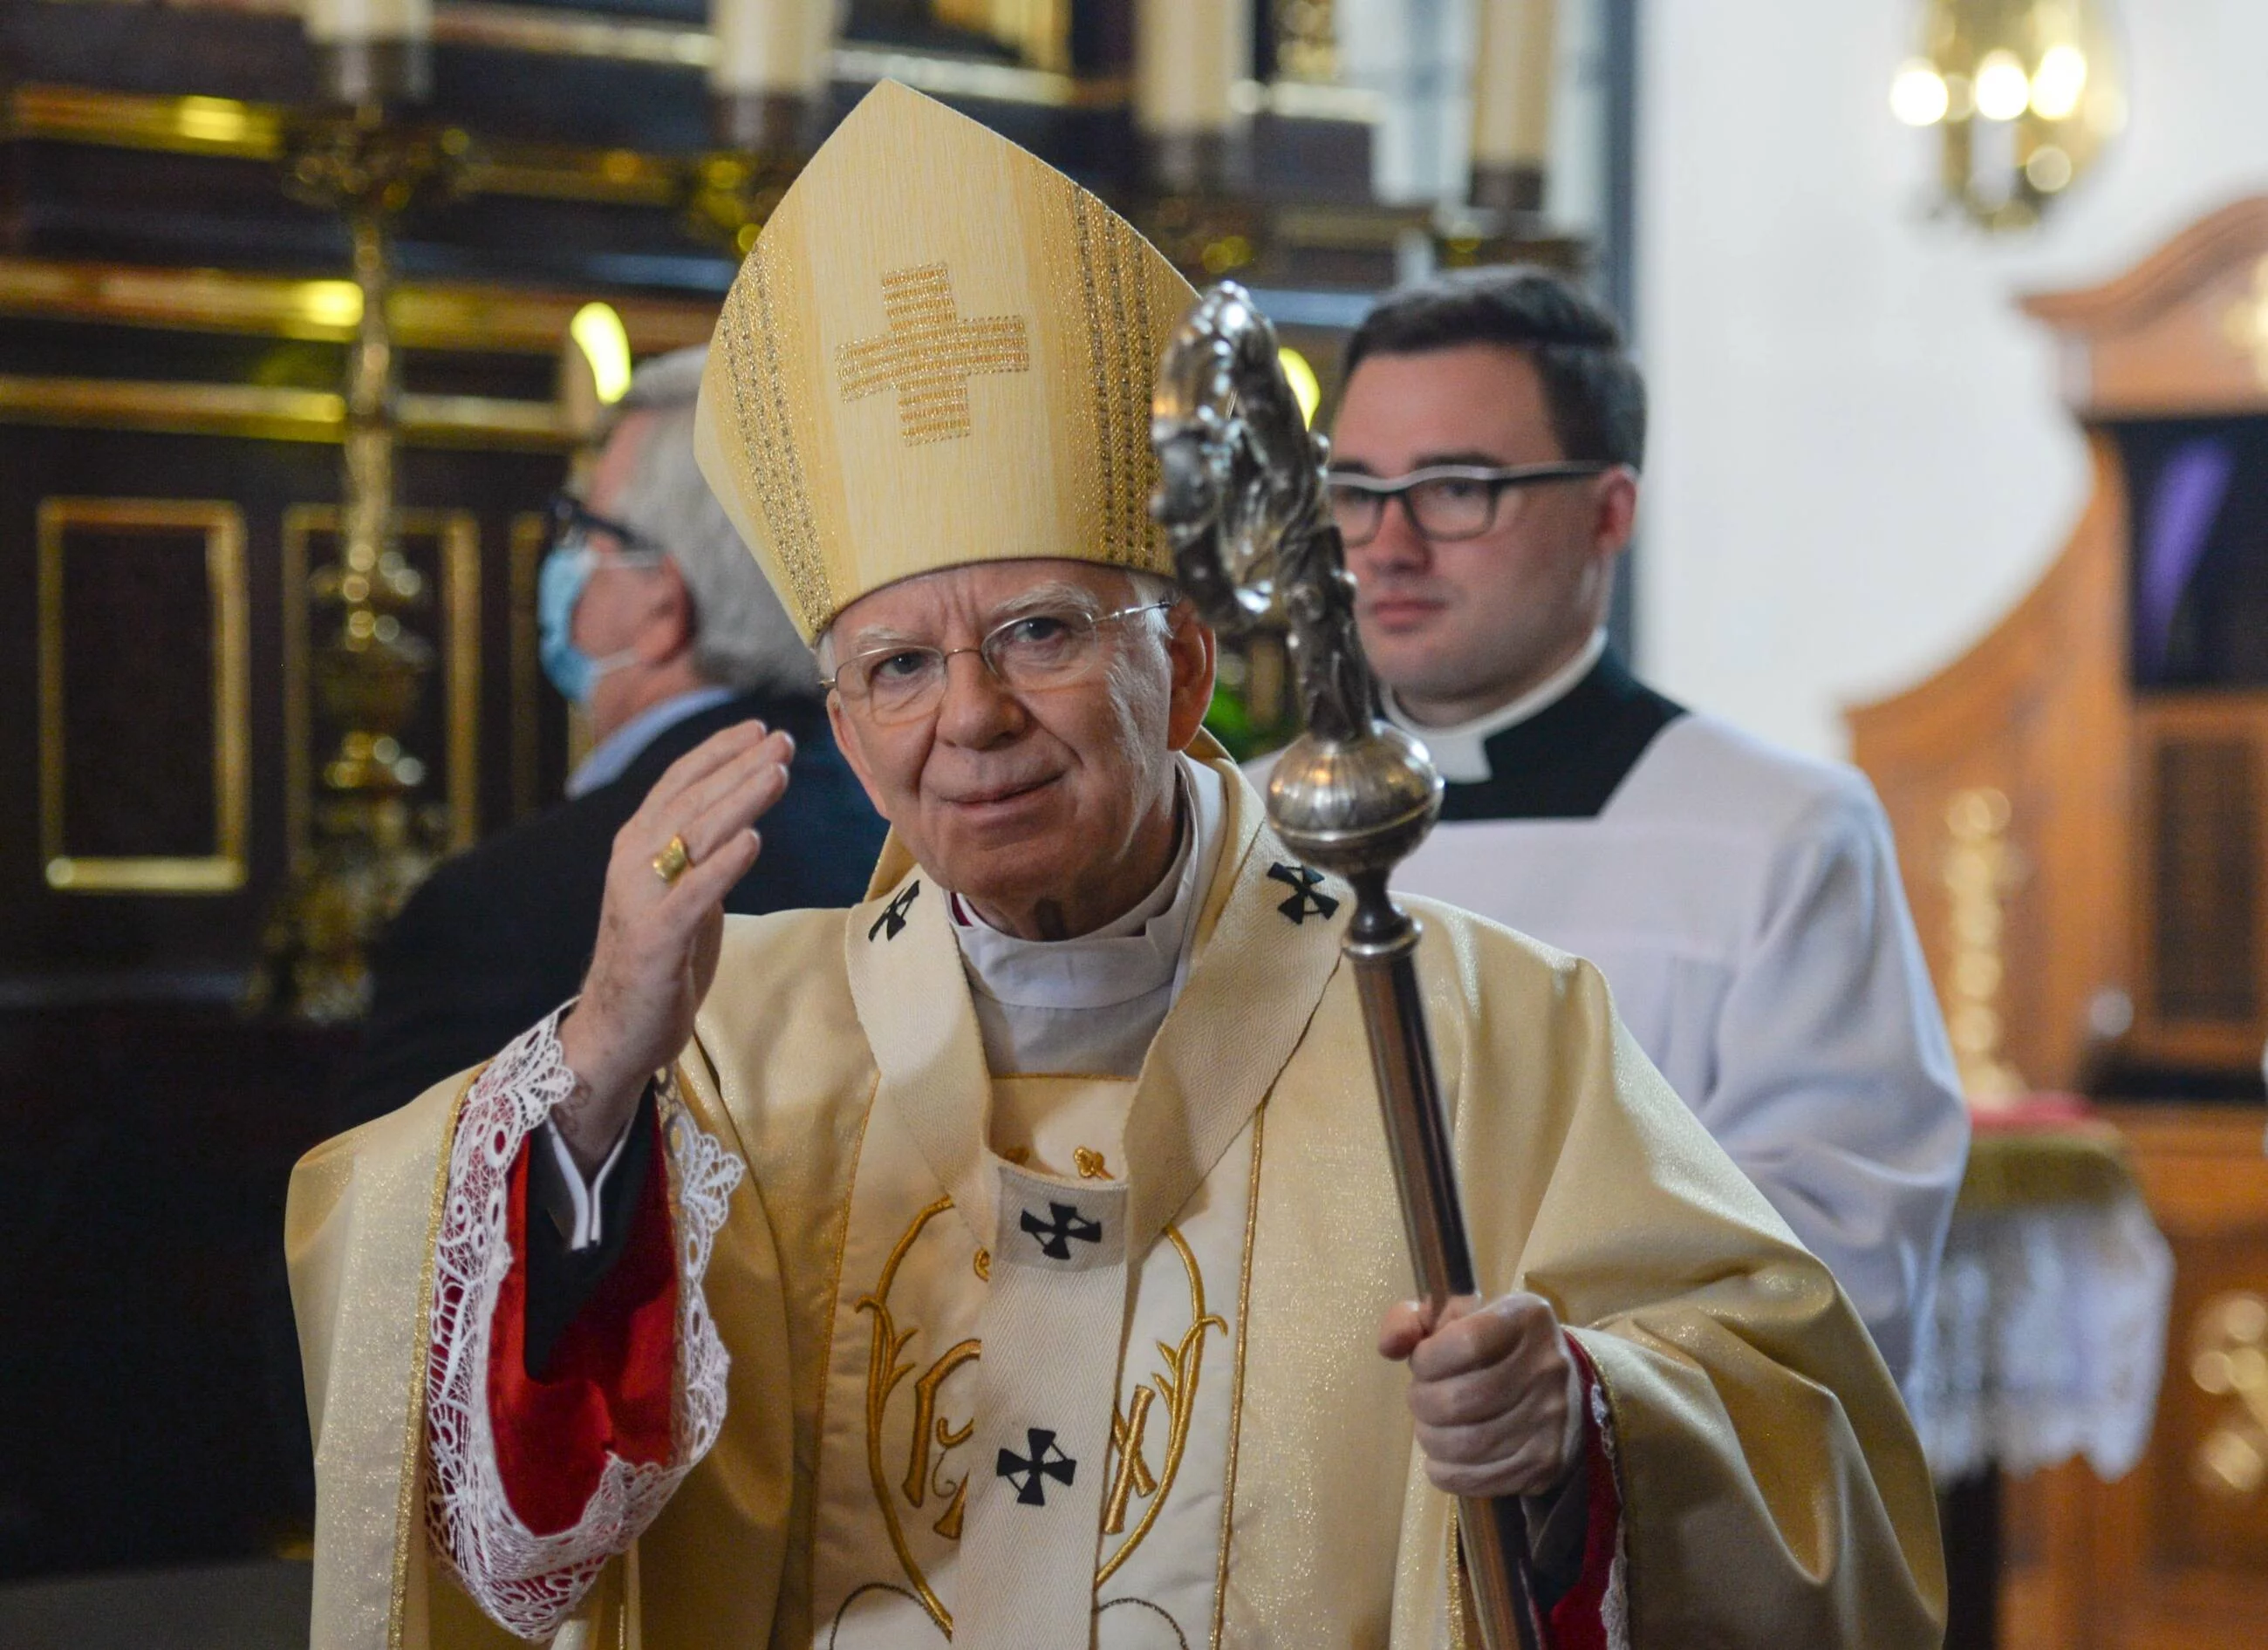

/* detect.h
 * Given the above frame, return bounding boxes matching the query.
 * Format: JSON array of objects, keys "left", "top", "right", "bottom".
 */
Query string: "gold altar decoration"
[
  {"left": 1954, "top": 1119, "right": 2131, "bottom": 1214},
  {"left": 685, "top": 147, "right": 807, "bottom": 257},
  {"left": 932, "top": 0, "right": 1072, "bottom": 73},
  {"left": 2220, "top": 256, "right": 2268, "bottom": 391},
  {"left": 1943, "top": 786, "right": 2029, "bottom": 1106},
  {"left": 694, "top": 0, "right": 836, "bottom": 251},
  {"left": 247, "top": 101, "right": 467, "bottom": 1023},
  {"left": 2192, "top": 1291, "right": 2268, "bottom": 1499},
  {"left": 1889, "top": 0, "right": 2127, "bottom": 231},
  {"left": 36, "top": 499, "right": 251, "bottom": 896}
]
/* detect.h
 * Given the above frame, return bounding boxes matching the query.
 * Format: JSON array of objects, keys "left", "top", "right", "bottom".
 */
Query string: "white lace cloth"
[
  {"left": 424, "top": 1009, "right": 742, "bottom": 1641},
  {"left": 1903, "top": 1190, "right": 2173, "bottom": 1487},
  {"left": 1590, "top": 1367, "right": 1630, "bottom": 1650}
]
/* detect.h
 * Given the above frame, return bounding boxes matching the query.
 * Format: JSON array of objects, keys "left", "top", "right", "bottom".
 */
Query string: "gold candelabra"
[
  {"left": 685, "top": 147, "right": 807, "bottom": 257},
  {"left": 2194, "top": 1291, "right": 2268, "bottom": 1500},
  {"left": 247, "top": 103, "right": 467, "bottom": 1022},
  {"left": 1889, "top": 0, "right": 2127, "bottom": 231},
  {"left": 1942, "top": 787, "right": 2028, "bottom": 1107}
]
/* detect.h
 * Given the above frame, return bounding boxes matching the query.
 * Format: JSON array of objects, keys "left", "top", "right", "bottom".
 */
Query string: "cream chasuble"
[{"left": 287, "top": 753, "right": 1946, "bottom": 1650}]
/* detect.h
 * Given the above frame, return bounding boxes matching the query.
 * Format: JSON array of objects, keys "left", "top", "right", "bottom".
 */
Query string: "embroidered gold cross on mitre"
[{"left": 837, "top": 262, "right": 1031, "bottom": 445}]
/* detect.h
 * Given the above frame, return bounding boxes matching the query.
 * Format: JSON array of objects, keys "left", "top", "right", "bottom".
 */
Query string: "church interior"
[{"left": 3, "top": 0, "right": 2268, "bottom": 1644}]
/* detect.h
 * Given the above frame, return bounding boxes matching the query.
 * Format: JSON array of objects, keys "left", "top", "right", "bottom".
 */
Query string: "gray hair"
[
  {"left": 1124, "top": 569, "right": 1182, "bottom": 629},
  {"left": 606, "top": 347, "right": 819, "bottom": 698}
]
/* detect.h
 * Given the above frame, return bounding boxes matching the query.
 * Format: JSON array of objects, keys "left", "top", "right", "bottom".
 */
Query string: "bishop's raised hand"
[{"left": 554, "top": 719, "right": 796, "bottom": 1169}]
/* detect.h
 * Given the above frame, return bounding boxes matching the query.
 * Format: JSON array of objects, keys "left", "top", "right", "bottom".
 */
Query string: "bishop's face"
[
  {"left": 824, "top": 560, "right": 1217, "bottom": 941},
  {"left": 1332, "top": 344, "right": 1636, "bottom": 726}
]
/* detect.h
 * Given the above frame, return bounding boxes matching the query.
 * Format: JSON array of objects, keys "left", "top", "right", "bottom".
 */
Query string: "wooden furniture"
[
  {"left": 1851, "top": 199, "right": 2268, "bottom": 1647},
  {"left": 1998, "top": 1106, "right": 2268, "bottom": 1649}
]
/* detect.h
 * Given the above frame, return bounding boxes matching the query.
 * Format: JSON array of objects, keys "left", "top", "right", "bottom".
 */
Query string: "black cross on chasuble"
[
  {"left": 1267, "top": 862, "right": 1340, "bottom": 924},
  {"left": 868, "top": 880, "right": 920, "bottom": 943},
  {"left": 1020, "top": 1201, "right": 1102, "bottom": 1260},
  {"left": 996, "top": 1428, "right": 1078, "bottom": 1506}
]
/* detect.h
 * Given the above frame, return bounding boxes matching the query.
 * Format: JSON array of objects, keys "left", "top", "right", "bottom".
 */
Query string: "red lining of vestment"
[
  {"left": 486, "top": 1116, "right": 680, "bottom": 1537},
  {"left": 1544, "top": 1335, "right": 1623, "bottom": 1649}
]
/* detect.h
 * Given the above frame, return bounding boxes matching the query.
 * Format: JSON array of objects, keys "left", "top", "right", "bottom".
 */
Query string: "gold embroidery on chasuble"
[
  {"left": 810, "top": 795, "right": 1352, "bottom": 1648},
  {"left": 835, "top": 263, "right": 1032, "bottom": 447},
  {"left": 811, "top": 1077, "right": 1260, "bottom": 1650}
]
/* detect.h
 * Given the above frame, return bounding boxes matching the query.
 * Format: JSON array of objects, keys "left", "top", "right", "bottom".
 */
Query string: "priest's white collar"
[
  {"left": 1383, "top": 627, "right": 1608, "bottom": 783},
  {"left": 946, "top": 754, "right": 1227, "bottom": 1011}
]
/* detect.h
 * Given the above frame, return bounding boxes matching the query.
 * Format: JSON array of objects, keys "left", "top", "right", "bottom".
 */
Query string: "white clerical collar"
[
  {"left": 948, "top": 756, "right": 1226, "bottom": 1012},
  {"left": 1383, "top": 628, "right": 1608, "bottom": 783}
]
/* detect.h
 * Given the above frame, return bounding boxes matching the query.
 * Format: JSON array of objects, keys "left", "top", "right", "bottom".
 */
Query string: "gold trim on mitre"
[{"left": 694, "top": 80, "right": 1194, "bottom": 642}]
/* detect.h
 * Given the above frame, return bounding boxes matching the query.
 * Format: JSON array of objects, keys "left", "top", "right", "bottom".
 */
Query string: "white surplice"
[{"left": 1370, "top": 661, "right": 1968, "bottom": 1385}]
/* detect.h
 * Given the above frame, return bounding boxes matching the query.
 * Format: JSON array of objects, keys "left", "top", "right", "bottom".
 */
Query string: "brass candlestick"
[
  {"left": 248, "top": 103, "right": 464, "bottom": 1022},
  {"left": 684, "top": 147, "right": 807, "bottom": 257},
  {"left": 1942, "top": 786, "right": 2027, "bottom": 1108},
  {"left": 1151, "top": 282, "right": 1541, "bottom": 1650},
  {"left": 684, "top": 87, "right": 819, "bottom": 256}
]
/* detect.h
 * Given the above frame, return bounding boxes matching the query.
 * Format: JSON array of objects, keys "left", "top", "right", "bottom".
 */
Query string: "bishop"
[{"left": 287, "top": 83, "right": 1944, "bottom": 1649}]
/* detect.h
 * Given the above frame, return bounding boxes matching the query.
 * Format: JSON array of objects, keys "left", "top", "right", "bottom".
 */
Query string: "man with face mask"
[{"left": 335, "top": 347, "right": 885, "bottom": 1122}]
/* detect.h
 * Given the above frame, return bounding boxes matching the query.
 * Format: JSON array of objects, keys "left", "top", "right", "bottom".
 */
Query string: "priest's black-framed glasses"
[
  {"left": 824, "top": 601, "right": 1172, "bottom": 726},
  {"left": 1325, "top": 461, "right": 1615, "bottom": 547}
]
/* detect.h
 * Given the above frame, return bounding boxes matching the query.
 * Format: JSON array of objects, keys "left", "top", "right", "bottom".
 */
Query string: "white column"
[
  {"left": 304, "top": 0, "right": 431, "bottom": 44},
  {"left": 709, "top": 0, "right": 833, "bottom": 99},
  {"left": 1135, "top": 0, "right": 1252, "bottom": 137},
  {"left": 1469, "top": 0, "right": 1554, "bottom": 206}
]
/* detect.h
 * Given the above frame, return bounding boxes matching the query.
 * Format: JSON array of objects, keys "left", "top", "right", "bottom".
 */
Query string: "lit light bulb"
[
  {"left": 1277, "top": 346, "right": 1322, "bottom": 427},
  {"left": 2031, "top": 44, "right": 2087, "bottom": 121},
  {"left": 297, "top": 279, "right": 365, "bottom": 331},
  {"left": 175, "top": 95, "right": 253, "bottom": 145},
  {"left": 1890, "top": 58, "right": 1950, "bottom": 126},
  {"left": 1974, "top": 49, "right": 2032, "bottom": 122},
  {"left": 570, "top": 302, "right": 633, "bottom": 406}
]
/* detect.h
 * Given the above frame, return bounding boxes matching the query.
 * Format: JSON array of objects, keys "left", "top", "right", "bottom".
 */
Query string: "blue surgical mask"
[{"left": 538, "top": 543, "right": 646, "bottom": 706}]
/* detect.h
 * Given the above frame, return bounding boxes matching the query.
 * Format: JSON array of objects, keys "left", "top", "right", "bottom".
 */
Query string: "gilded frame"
[
  {"left": 281, "top": 506, "right": 483, "bottom": 862},
  {"left": 36, "top": 497, "right": 250, "bottom": 893},
  {"left": 0, "top": 374, "right": 568, "bottom": 451}
]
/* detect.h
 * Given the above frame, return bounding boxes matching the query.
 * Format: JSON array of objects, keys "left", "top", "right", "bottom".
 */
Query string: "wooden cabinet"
[
  {"left": 2128, "top": 699, "right": 2268, "bottom": 1072},
  {"left": 1998, "top": 1108, "right": 2268, "bottom": 1650},
  {"left": 1852, "top": 201, "right": 2268, "bottom": 1648}
]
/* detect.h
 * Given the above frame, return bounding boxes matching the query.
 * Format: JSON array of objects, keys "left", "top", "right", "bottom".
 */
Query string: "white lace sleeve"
[{"left": 422, "top": 1007, "right": 743, "bottom": 1640}]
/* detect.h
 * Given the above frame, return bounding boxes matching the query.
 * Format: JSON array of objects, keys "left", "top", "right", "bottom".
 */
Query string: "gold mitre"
[{"left": 693, "top": 80, "right": 1196, "bottom": 643}]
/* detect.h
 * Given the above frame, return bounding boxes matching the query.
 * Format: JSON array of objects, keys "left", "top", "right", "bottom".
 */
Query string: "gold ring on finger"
[{"left": 652, "top": 833, "right": 693, "bottom": 887}]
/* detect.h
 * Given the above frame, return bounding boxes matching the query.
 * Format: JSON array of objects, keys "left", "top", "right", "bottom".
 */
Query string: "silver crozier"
[{"left": 1151, "top": 283, "right": 1544, "bottom": 1650}]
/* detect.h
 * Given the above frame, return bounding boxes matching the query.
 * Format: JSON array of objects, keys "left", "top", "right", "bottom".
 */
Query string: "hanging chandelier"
[{"left": 1889, "top": 0, "right": 2126, "bottom": 231}]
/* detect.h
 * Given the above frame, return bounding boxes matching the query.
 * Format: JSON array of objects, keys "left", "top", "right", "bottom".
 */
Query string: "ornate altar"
[{"left": 1850, "top": 197, "right": 2268, "bottom": 1647}]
